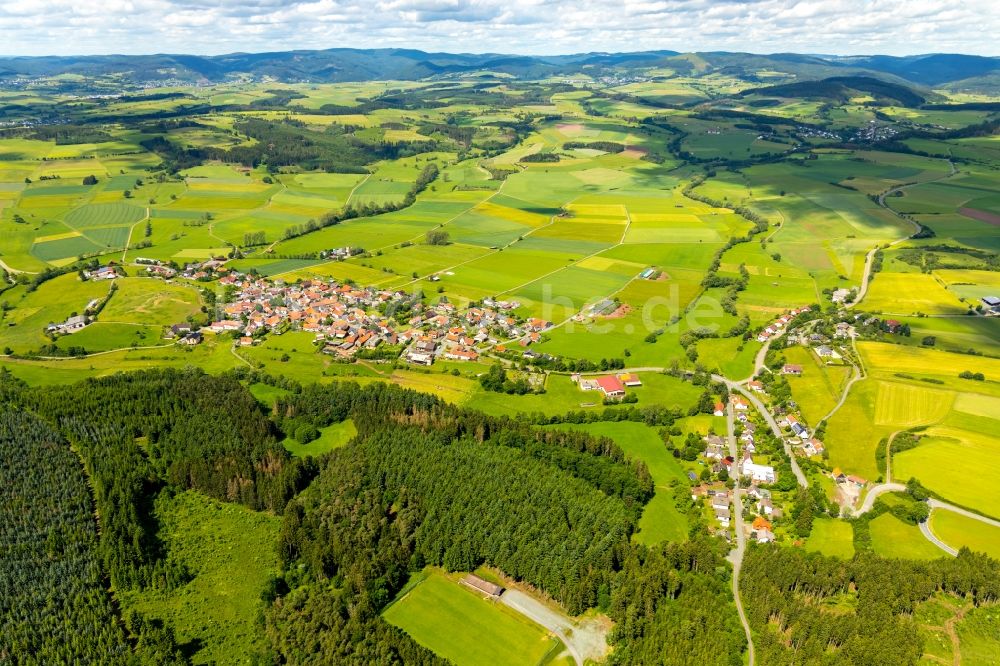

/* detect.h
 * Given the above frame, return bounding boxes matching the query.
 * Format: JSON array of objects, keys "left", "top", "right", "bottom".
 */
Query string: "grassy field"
[
  {"left": 895, "top": 425, "right": 1000, "bottom": 519},
  {"left": 383, "top": 569, "right": 562, "bottom": 666},
  {"left": 869, "top": 513, "right": 944, "bottom": 560},
  {"left": 784, "top": 346, "right": 851, "bottom": 425},
  {"left": 929, "top": 509, "right": 1000, "bottom": 559},
  {"left": 118, "top": 491, "right": 281, "bottom": 665},
  {"left": 100, "top": 278, "right": 202, "bottom": 325},
  {"left": 956, "top": 604, "right": 1000, "bottom": 665},
  {"left": 805, "top": 518, "right": 855, "bottom": 558},
  {"left": 863, "top": 272, "right": 968, "bottom": 315},
  {"left": 281, "top": 419, "right": 357, "bottom": 457}
]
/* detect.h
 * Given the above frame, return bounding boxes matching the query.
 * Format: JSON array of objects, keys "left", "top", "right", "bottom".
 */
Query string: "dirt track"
[{"left": 499, "top": 589, "right": 607, "bottom": 665}]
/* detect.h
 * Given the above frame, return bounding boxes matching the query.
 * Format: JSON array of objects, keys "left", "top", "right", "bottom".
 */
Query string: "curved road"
[
  {"left": 854, "top": 482, "right": 906, "bottom": 515},
  {"left": 855, "top": 486, "right": 1000, "bottom": 556},
  {"left": 920, "top": 520, "right": 958, "bottom": 556},
  {"left": 927, "top": 499, "right": 1000, "bottom": 528}
]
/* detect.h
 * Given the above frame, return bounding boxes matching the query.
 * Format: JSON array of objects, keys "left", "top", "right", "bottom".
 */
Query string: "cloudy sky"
[{"left": 2, "top": 0, "right": 995, "bottom": 57}]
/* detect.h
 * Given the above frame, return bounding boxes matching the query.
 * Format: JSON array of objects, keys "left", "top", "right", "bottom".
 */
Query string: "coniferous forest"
[{"left": 1, "top": 367, "right": 998, "bottom": 664}]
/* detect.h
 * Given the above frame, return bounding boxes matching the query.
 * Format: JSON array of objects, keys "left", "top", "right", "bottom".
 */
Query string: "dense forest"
[
  {"left": 741, "top": 545, "right": 1000, "bottom": 664},
  {"left": 0, "top": 405, "right": 183, "bottom": 665}
]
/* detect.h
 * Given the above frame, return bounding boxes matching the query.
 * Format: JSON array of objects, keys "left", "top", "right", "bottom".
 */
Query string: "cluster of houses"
[
  {"left": 756, "top": 306, "right": 811, "bottom": 343},
  {"left": 163, "top": 270, "right": 553, "bottom": 365},
  {"left": 572, "top": 372, "right": 642, "bottom": 398}
]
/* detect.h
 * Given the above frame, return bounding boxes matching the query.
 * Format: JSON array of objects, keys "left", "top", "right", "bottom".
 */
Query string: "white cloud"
[{"left": 0, "top": 0, "right": 994, "bottom": 56}]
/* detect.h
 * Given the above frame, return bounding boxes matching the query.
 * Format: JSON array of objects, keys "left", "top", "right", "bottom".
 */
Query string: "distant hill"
[
  {"left": 738, "top": 76, "right": 928, "bottom": 107},
  {"left": 826, "top": 54, "right": 1000, "bottom": 86},
  {"left": 0, "top": 48, "right": 996, "bottom": 94}
]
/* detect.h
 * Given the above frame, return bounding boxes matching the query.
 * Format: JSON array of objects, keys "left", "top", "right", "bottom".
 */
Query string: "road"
[
  {"left": 927, "top": 499, "right": 1000, "bottom": 529},
  {"left": 725, "top": 402, "right": 756, "bottom": 666},
  {"left": 499, "top": 589, "right": 607, "bottom": 666},
  {"left": 855, "top": 486, "right": 1000, "bottom": 556},
  {"left": 746, "top": 333, "right": 776, "bottom": 382},
  {"left": 920, "top": 520, "right": 958, "bottom": 557},
  {"left": 817, "top": 361, "right": 861, "bottom": 425},
  {"left": 920, "top": 499, "right": 1000, "bottom": 556},
  {"left": 854, "top": 482, "right": 906, "bottom": 515},
  {"left": 718, "top": 376, "right": 808, "bottom": 489},
  {"left": 0, "top": 258, "right": 36, "bottom": 275}
]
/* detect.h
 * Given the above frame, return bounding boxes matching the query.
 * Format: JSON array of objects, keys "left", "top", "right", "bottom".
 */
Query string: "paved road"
[
  {"left": 726, "top": 402, "right": 756, "bottom": 666},
  {"left": 854, "top": 483, "right": 906, "bottom": 515},
  {"left": 855, "top": 487, "right": 1000, "bottom": 556},
  {"left": 499, "top": 590, "right": 607, "bottom": 666},
  {"left": 928, "top": 499, "right": 1000, "bottom": 529},
  {"left": 920, "top": 520, "right": 959, "bottom": 557}
]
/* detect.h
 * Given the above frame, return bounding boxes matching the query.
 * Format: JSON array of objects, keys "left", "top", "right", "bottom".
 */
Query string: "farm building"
[
  {"left": 87, "top": 266, "right": 118, "bottom": 281},
  {"left": 49, "top": 314, "right": 87, "bottom": 333},
  {"left": 595, "top": 376, "right": 625, "bottom": 397},
  {"left": 618, "top": 373, "right": 642, "bottom": 386},
  {"left": 782, "top": 364, "right": 803, "bottom": 375},
  {"left": 461, "top": 574, "right": 504, "bottom": 599}
]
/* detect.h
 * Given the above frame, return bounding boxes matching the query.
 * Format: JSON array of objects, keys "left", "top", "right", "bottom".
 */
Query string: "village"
[
  {"left": 47, "top": 263, "right": 909, "bottom": 550},
  {"left": 150, "top": 260, "right": 556, "bottom": 367}
]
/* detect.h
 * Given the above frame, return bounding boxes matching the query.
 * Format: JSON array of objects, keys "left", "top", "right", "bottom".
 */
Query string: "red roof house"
[{"left": 596, "top": 375, "right": 625, "bottom": 396}]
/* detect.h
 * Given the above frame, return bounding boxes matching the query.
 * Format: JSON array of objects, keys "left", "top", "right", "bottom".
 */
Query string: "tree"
[
  {"left": 82, "top": 175, "right": 97, "bottom": 186},
  {"left": 425, "top": 229, "right": 450, "bottom": 246},
  {"left": 294, "top": 423, "right": 320, "bottom": 444}
]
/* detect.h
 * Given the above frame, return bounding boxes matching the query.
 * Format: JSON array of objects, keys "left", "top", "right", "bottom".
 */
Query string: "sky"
[{"left": 1, "top": 0, "right": 996, "bottom": 58}]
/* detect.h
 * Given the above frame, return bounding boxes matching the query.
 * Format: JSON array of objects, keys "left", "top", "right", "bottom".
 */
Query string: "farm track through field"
[
  {"left": 498, "top": 589, "right": 607, "bottom": 666},
  {"left": 229, "top": 344, "right": 252, "bottom": 368},
  {"left": 0, "top": 258, "right": 36, "bottom": 275},
  {"left": 2, "top": 342, "right": 176, "bottom": 361},
  {"left": 121, "top": 207, "right": 151, "bottom": 263},
  {"left": 817, "top": 355, "right": 863, "bottom": 425},
  {"left": 849, "top": 159, "right": 957, "bottom": 309}
]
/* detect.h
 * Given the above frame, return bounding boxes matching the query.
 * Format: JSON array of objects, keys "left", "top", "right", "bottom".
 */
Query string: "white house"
[{"left": 742, "top": 459, "right": 776, "bottom": 483}]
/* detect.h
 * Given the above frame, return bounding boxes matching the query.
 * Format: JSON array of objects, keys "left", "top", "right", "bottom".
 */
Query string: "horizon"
[
  {"left": 1, "top": 0, "right": 996, "bottom": 58},
  {"left": 1, "top": 46, "right": 997, "bottom": 60}
]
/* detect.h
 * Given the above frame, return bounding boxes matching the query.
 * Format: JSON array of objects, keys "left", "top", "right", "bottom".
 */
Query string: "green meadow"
[
  {"left": 118, "top": 491, "right": 281, "bottom": 665},
  {"left": 383, "top": 569, "right": 563, "bottom": 666}
]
